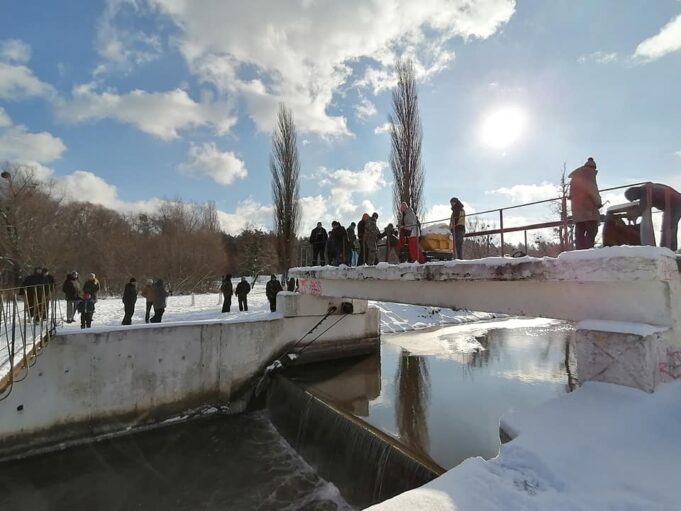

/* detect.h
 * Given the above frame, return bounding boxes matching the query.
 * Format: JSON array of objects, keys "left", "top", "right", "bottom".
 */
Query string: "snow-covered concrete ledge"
[
  {"left": 292, "top": 246, "right": 681, "bottom": 392},
  {"left": 0, "top": 293, "right": 379, "bottom": 458},
  {"left": 368, "top": 380, "right": 681, "bottom": 511}
]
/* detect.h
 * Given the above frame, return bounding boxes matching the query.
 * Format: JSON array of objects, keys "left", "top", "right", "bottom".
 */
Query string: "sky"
[{"left": 1, "top": 0, "right": 681, "bottom": 237}]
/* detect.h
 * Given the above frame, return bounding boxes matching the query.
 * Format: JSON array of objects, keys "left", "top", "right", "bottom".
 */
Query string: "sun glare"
[{"left": 479, "top": 106, "right": 527, "bottom": 150}]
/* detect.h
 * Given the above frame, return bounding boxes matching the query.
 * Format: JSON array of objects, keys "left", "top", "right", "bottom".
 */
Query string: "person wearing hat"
[
  {"left": 83, "top": 273, "right": 100, "bottom": 302},
  {"left": 569, "top": 157, "right": 602, "bottom": 250},
  {"left": 122, "top": 277, "right": 138, "bottom": 325},
  {"left": 265, "top": 274, "right": 283, "bottom": 312},
  {"left": 140, "top": 279, "right": 155, "bottom": 323},
  {"left": 449, "top": 198, "right": 466, "bottom": 259},
  {"left": 62, "top": 271, "right": 81, "bottom": 323},
  {"left": 77, "top": 291, "right": 95, "bottom": 329}
]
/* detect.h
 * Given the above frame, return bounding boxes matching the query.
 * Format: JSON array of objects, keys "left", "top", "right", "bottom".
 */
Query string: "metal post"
[
  {"left": 499, "top": 209, "right": 505, "bottom": 256},
  {"left": 560, "top": 192, "right": 568, "bottom": 252},
  {"left": 524, "top": 230, "right": 528, "bottom": 254}
]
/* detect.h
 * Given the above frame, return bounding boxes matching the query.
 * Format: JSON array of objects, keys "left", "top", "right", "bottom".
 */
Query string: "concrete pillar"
[{"left": 575, "top": 320, "right": 675, "bottom": 392}]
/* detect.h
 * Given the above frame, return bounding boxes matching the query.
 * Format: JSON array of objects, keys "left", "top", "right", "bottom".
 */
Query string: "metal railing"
[
  {"left": 1, "top": 284, "right": 59, "bottom": 400},
  {"left": 297, "top": 181, "right": 668, "bottom": 266}
]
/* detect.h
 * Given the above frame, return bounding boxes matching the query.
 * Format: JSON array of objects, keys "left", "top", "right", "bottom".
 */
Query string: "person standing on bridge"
[
  {"left": 77, "top": 291, "right": 95, "bottom": 329},
  {"left": 399, "top": 202, "right": 423, "bottom": 263},
  {"left": 449, "top": 197, "right": 466, "bottom": 259},
  {"left": 235, "top": 276, "right": 251, "bottom": 311},
  {"left": 569, "top": 157, "right": 602, "bottom": 250},
  {"left": 309, "top": 222, "right": 328, "bottom": 266},
  {"left": 62, "top": 271, "right": 81, "bottom": 324},
  {"left": 141, "top": 279, "right": 154, "bottom": 323}
]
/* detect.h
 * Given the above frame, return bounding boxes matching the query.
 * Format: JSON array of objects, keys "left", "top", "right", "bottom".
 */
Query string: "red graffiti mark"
[
  {"left": 297, "top": 278, "right": 322, "bottom": 296},
  {"left": 659, "top": 350, "right": 681, "bottom": 380}
]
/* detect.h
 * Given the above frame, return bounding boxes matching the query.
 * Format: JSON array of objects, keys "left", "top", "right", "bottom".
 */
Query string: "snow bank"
[
  {"left": 576, "top": 319, "right": 668, "bottom": 337},
  {"left": 385, "top": 318, "right": 562, "bottom": 358},
  {"left": 369, "top": 380, "right": 681, "bottom": 511}
]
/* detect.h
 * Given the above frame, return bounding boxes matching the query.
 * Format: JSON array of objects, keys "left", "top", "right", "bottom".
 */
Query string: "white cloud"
[
  {"left": 136, "top": 0, "right": 515, "bottom": 136},
  {"left": 374, "top": 122, "right": 392, "bottom": 135},
  {"left": 634, "top": 13, "right": 681, "bottom": 61},
  {"left": 317, "top": 161, "right": 389, "bottom": 219},
  {"left": 675, "top": 150, "right": 681, "bottom": 158},
  {"left": 0, "top": 62, "right": 55, "bottom": 100},
  {"left": 180, "top": 142, "right": 247, "bottom": 186},
  {"left": 0, "top": 107, "right": 11, "bottom": 128},
  {"left": 485, "top": 182, "right": 558, "bottom": 204},
  {"left": 217, "top": 198, "right": 273, "bottom": 234},
  {"left": 95, "top": 0, "right": 163, "bottom": 75},
  {"left": 55, "top": 84, "right": 236, "bottom": 140},
  {"left": 355, "top": 97, "right": 377, "bottom": 119},
  {"left": 0, "top": 39, "right": 31, "bottom": 63},
  {"left": 577, "top": 51, "right": 618, "bottom": 64},
  {"left": 0, "top": 122, "right": 66, "bottom": 164}
]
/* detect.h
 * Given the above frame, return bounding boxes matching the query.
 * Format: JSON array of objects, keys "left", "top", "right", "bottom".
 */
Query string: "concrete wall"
[
  {"left": 0, "top": 293, "right": 379, "bottom": 458},
  {"left": 291, "top": 247, "right": 681, "bottom": 391}
]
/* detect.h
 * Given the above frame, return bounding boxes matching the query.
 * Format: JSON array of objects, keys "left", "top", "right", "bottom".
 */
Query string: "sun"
[{"left": 479, "top": 106, "right": 527, "bottom": 150}]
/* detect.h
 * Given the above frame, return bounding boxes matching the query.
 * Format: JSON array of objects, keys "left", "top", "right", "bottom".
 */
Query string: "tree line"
[{"left": 0, "top": 164, "right": 286, "bottom": 294}]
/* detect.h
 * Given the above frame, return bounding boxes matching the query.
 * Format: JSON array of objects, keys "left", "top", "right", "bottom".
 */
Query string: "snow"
[
  {"left": 369, "top": 379, "right": 681, "bottom": 511},
  {"left": 421, "top": 223, "right": 451, "bottom": 236},
  {"left": 385, "top": 318, "right": 562, "bottom": 358},
  {"left": 577, "top": 319, "right": 668, "bottom": 337}
]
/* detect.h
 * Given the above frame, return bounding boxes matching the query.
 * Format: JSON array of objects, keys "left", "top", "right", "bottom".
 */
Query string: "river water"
[
  {"left": 290, "top": 317, "right": 576, "bottom": 470},
  {"left": 0, "top": 317, "right": 575, "bottom": 509},
  {"left": 0, "top": 411, "right": 352, "bottom": 511}
]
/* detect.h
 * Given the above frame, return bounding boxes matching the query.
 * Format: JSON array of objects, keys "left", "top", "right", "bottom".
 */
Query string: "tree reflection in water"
[{"left": 395, "top": 352, "right": 431, "bottom": 458}]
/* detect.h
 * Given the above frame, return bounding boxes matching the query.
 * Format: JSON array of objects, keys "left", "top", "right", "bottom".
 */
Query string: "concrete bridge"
[{"left": 291, "top": 246, "right": 681, "bottom": 392}]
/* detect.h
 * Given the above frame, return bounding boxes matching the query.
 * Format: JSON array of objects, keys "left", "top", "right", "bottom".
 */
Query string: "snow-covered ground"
[
  {"left": 369, "top": 379, "right": 681, "bottom": 511},
  {"left": 1, "top": 290, "right": 503, "bottom": 377}
]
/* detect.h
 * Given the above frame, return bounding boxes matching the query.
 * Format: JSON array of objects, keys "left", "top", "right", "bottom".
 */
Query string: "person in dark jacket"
[
  {"left": 62, "top": 271, "right": 81, "bottom": 323},
  {"left": 357, "top": 213, "right": 368, "bottom": 265},
  {"left": 220, "top": 274, "right": 233, "bottom": 313},
  {"left": 265, "top": 274, "right": 283, "bottom": 312},
  {"left": 333, "top": 222, "right": 350, "bottom": 265},
  {"left": 122, "top": 278, "right": 137, "bottom": 325},
  {"left": 141, "top": 279, "right": 154, "bottom": 323},
  {"left": 21, "top": 267, "right": 44, "bottom": 322},
  {"left": 380, "top": 223, "right": 400, "bottom": 263},
  {"left": 83, "top": 273, "right": 101, "bottom": 302},
  {"left": 449, "top": 197, "right": 466, "bottom": 259},
  {"left": 309, "top": 222, "right": 328, "bottom": 266},
  {"left": 287, "top": 277, "right": 296, "bottom": 292},
  {"left": 77, "top": 291, "right": 95, "bottom": 329},
  {"left": 150, "top": 279, "right": 168, "bottom": 323},
  {"left": 235, "top": 276, "right": 251, "bottom": 311}
]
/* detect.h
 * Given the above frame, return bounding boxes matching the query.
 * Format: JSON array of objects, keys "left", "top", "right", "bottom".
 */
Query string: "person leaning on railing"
[
  {"left": 449, "top": 197, "right": 466, "bottom": 259},
  {"left": 625, "top": 183, "right": 681, "bottom": 251},
  {"left": 399, "top": 202, "right": 423, "bottom": 263},
  {"left": 21, "top": 267, "right": 44, "bottom": 322}
]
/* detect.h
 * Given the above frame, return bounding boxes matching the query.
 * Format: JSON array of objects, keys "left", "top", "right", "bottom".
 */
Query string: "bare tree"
[
  {"left": 270, "top": 105, "right": 301, "bottom": 280},
  {"left": 389, "top": 60, "right": 425, "bottom": 220}
]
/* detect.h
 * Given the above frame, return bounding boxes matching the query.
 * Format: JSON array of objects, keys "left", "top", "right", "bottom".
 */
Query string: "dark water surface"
[
  {"left": 289, "top": 319, "right": 576, "bottom": 470},
  {"left": 0, "top": 411, "right": 353, "bottom": 511}
]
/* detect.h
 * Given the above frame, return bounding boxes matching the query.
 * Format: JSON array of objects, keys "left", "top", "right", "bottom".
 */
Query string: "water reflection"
[
  {"left": 395, "top": 354, "right": 430, "bottom": 458},
  {"left": 297, "top": 319, "right": 577, "bottom": 470}
]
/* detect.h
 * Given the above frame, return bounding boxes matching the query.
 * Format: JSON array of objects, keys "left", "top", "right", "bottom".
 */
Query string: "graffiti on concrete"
[
  {"left": 659, "top": 349, "right": 681, "bottom": 380},
  {"left": 297, "top": 278, "right": 322, "bottom": 296}
]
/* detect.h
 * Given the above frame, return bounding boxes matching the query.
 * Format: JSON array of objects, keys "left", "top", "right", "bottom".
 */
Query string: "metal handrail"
[{"left": 0, "top": 284, "right": 59, "bottom": 400}]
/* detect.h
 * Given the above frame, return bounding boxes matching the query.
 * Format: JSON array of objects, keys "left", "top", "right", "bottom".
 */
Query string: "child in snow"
[{"left": 77, "top": 292, "right": 95, "bottom": 329}]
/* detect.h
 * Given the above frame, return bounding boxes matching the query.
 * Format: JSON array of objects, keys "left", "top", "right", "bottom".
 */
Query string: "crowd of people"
[{"left": 308, "top": 200, "right": 468, "bottom": 266}]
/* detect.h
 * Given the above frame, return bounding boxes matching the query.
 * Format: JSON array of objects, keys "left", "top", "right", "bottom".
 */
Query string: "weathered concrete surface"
[
  {"left": 0, "top": 294, "right": 379, "bottom": 458},
  {"left": 291, "top": 247, "right": 681, "bottom": 391}
]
